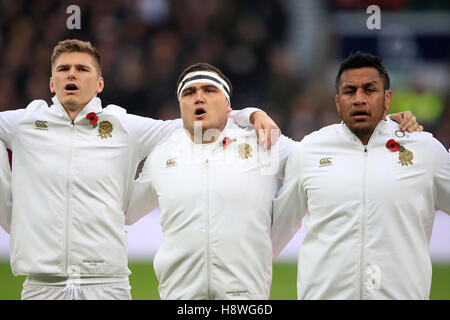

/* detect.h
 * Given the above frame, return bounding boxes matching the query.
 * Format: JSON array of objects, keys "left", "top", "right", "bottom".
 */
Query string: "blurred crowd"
[{"left": 0, "top": 0, "right": 449, "bottom": 148}]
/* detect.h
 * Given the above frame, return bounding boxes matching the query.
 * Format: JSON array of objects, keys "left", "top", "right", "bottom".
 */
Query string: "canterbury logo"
[
  {"left": 35, "top": 120, "right": 48, "bottom": 130},
  {"left": 319, "top": 157, "right": 332, "bottom": 167}
]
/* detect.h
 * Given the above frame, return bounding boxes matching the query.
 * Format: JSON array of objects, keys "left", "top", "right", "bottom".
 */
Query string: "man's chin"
[
  {"left": 347, "top": 122, "right": 374, "bottom": 138},
  {"left": 60, "top": 97, "right": 84, "bottom": 112},
  {"left": 188, "top": 119, "right": 227, "bottom": 143}
]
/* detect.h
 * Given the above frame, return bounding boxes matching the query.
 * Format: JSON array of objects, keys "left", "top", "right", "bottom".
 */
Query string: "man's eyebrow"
[
  {"left": 342, "top": 80, "right": 378, "bottom": 89},
  {"left": 56, "top": 63, "right": 91, "bottom": 69},
  {"left": 55, "top": 64, "right": 70, "bottom": 69},
  {"left": 181, "top": 86, "right": 195, "bottom": 94},
  {"left": 75, "top": 64, "right": 92, "bottom": 70},
  {"left": 201, "top": 84, "right": 218, "bottom": 90},
  {"left": 342, "top": 84, "right": 356, "bottom": 90},
  {"left": 362, "top": 80, "right": 378, "bottom": 87},
  {"left": 182, "top": 84, "right": 218, "bottom": 94}
]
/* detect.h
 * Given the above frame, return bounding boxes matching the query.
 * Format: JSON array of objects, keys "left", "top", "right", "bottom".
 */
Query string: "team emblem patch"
[
  {"left": 238, "top": 143, "right": 252, "bottom": 159},
  {"left": 398, "top": 148, "right": 413, "bottom": 166},
  {"left": 98, "top": 120, "right": 113, "bottom": 139}
]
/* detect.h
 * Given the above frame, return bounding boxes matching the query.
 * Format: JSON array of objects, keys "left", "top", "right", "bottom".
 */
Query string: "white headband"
[{"left": 177, "top": 71, "right": 230, "bottom": 102}]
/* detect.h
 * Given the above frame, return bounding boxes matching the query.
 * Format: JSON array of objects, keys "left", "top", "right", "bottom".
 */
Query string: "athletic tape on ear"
[{"left": 177, "top": 71, "right": 230, "bottom": 102}]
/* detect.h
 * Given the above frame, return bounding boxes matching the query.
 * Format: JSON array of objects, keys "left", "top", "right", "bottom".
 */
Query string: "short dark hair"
[
  {"left": 176, "top": 62, "right": 233, "bottom": 98},
  {"left": 335, "top": 52, "right": 390, "bottom": 93}
]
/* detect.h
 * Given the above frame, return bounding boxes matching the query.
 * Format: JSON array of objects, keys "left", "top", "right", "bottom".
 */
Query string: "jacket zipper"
[
  {"left": 205, "top": 158, "right": 212, "bottom": 299},
  {"left": 64, "top": 120, "right": 75, "bottom": 276},
  {"left": 359, "top": 146, "right": 368, "bottom": 299},
  {"left": 354, "top": 122, "right": 383, "bottom": 299}
]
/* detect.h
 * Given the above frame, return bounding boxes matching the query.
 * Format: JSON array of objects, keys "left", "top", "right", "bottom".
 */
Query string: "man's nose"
[
  {"left": 353, "top": 88, "right": 367, "bottom": 106},
  {"left": 194, "top": 91, "right": 205, "bottom": 104},
  {"left": 67, "top": 67, "right": 77, "bottom": 79}
]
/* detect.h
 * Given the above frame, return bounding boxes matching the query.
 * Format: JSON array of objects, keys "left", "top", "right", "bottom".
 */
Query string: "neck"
[
  {"left": 356, "top": 133, "right": 372, "bottom": 146},
  {"left": 186, "top": 122, "right": 227, "bottom": 144},
  {"left": 61, "top": 102, "right": 89, "bottom": 121},
  {"left": 348, "top": 120, "right": 385, "bottom": 146},
  {"left": 64, "top": 108, "right": 81, "bottom": 121}
]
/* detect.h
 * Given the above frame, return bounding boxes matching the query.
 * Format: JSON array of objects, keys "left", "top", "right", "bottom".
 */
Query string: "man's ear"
[
  {"left": 49, "top": 77, "right": 55, "bottom": 93},
  {"left": 384, "top": 90, "right": 392, "bottom": 114},
  {"left": 226, "top": 99, "right": 232, "bottom": 114},
  {"left": 335, "top": 95, "right": 341, "bottom": 114},
  {"left": 96, "top": 76, "right": 104, "bottom": 94}
]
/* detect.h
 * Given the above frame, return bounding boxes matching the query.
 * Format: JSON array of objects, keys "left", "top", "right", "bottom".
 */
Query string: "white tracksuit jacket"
[
  {"left": 272, "top": 119, "right": 450, "bottom": 300},
  {"left": 126, "top": 119, "right": 295, "bottom": 299},
  {"left": 0, "top": 96, "right": 257, "bottom": 278},
  {"left": 0, "top": 141, "right": 11, "bottom": 233}
]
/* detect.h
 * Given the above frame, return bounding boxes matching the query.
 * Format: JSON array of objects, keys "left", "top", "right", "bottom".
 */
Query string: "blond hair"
[{"left": 51, "top": 39, "right": 102, "bottom": 74}]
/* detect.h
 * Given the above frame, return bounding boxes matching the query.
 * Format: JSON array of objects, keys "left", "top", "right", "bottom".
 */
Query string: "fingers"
[
  {"left": 403, "top": 116, "right": 417, "bottom": 132},
  {"left": 257, "top": 129, "right": 268, "bottom": 151},
  {"left": 397, "top": 111, "right": 411, "bottom": 131},
  {"left": 253, "top": 113, "right": 281, "bottom": 151},
  {"left": 257, "top": 128, "right": 265, "bottom": 144},
  {"left": 398, "top": 111, "right": 418, "bottom": 132},
  {"left": 268, "top": 128, "right": 281, "bottom": 147},
  {"left": 408, "top": 124, "right": 424, "bottom": 132},
  {"left": 257, "top": 128, "right": 281, "bottom": 151},
  {"left": 402, "top": 119, "right": 424, "bottom": 133}
]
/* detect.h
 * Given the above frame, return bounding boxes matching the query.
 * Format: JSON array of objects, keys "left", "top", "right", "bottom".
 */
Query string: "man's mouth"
[
  {"left": 351, "top": 110, "right": 370, "bottom": 120},
  {"left": 64, "top": 83, "right": 79, "bottom": 93},
  {"left": 194, "top": 108, "right": 206, "bottom": 118}
]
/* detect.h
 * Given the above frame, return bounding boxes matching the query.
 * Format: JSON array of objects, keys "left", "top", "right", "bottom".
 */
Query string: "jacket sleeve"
[
  {"left": 0, "top": 142, "right": 11, "bottom": 233},
  {"left": 431, "top": 138, "right": 450, "bottom": 215},
  {"left": 257, "top": 134, "right": 297, "bottom": 177},
  {"left": 125, "top": 156, "right": 159, "bottom": 225},
  {"left": 123, "top": 114, "right": 183, "bottom": 160},
  {"left": 0, "top": 108, "right": 28, "bottom": 232},
  {"left": 230, "top": 107, "right": 263, "bottom": 128},
  {"left": 0, "top": 109, "right": 26, "bottom": 147},
  {"left": 271, "top": 143, "right": 307, "bottom": 258},
  {"left": 276, "top": 135, "right": 298, "bottom": 179}
]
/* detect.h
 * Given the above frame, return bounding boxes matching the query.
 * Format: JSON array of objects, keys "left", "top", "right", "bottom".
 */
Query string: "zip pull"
[
  {"left": 71, "top": 120, "right": 75, "bottom": 126},
  {"left": 364, "top": 146, "right": 368, "bottom": 153}
]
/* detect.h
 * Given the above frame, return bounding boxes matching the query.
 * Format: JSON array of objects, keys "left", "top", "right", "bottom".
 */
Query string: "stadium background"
[{"left": 0, "top": 0, "right": 449, "bottom": 299}]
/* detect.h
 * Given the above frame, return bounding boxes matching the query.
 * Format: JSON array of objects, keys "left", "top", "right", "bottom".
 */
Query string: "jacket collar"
[
  {"left": 340, "top": 119, "right": 390, "bottom": 145},
  {"left": 50, "top": 95, "right": 103, "bottom": 122},
  {"left": 181, "top": 118, "right": 237, "bottom": 152}
]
